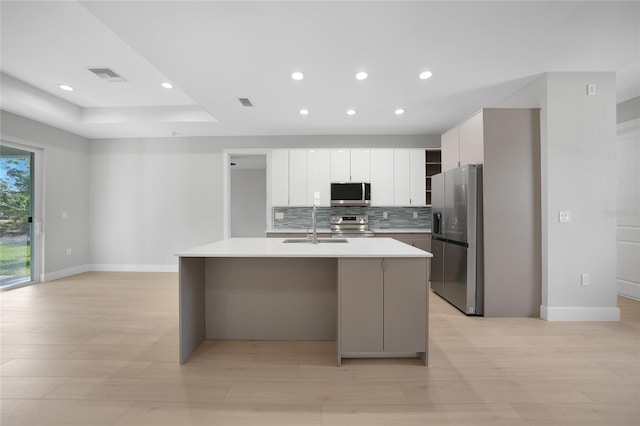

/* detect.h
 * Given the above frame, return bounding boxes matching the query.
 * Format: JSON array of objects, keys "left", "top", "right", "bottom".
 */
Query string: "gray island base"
[{"left": 177, "top": 238, "right": 432, "bottom": 366}]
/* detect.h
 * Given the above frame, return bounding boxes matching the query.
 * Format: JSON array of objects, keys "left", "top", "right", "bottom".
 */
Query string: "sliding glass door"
[{"left": 0, "top": 145, "right": 34, "bottom": 288}]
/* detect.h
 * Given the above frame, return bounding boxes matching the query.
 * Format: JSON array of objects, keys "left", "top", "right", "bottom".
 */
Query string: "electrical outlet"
[
  {"left": 559, "top": 210, "right": 572, "bottom": 223},
  {"left": 65, "top": 248, "right": 72, "bottom": 256},
  {"left": 383, "top": 211, "right": 388, "bottom": 220},
  {"left": 275, "top": 212, "right": 284, "bottom": 220},
  {"left": 413, "top": 212, "right": 418, "bottom": 219},
  {"left": 581, "top": 273, "right": 590, "bottom": 286},
  {"left": 587, "top": 84, "right": 596, "bottom": 96}
]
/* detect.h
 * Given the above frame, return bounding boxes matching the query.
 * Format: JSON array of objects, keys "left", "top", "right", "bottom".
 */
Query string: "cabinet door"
[
  {"left": 270, "top": 150, "right": 289, "bottom": 206},
  {"left": 393, "top": 149, "right": 411, "bottom": 206},
  {"left": 306, "top": 149, "right": 330, "bottom": 206},
  {"left": 289, "top": 149, "right": 307, "bottom": 205},
  {"left": 409, "top": 149, "right": 426, "bottom": 206},
  {"left": 330, "top": 149, "right": 350, "bottom": 182},
  {"left": 413, "top": 238, "right": 431, "bottom": 252},
  {"left": 383, "top": 258, "right": 427, "bottom": 352},
  {"left": 441, "top": 127, "right": 460, "bottom": 172},
  {"left": 459, "top": 110, "right": 484, "bottom": 165},
  {"left": 350, "top": 149, "right": 371, "bottom": 182},
  {"left": 339, "top": 258, "right": 384, "bottom": 353},
  {"left": 370, "top": 149, "right": 394, "bottom": 206}
]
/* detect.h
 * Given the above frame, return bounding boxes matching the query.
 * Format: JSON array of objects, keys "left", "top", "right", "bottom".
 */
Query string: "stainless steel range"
[{"left": 330, "top": 215, "right": 375, "bottom": 238}]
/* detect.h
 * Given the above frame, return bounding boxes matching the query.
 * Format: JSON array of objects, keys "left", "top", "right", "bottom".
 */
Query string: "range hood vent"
[
  {"left": 88, "top": 67, "right": 127, "bottom": 83},
  {"left": 238, "top": 98, "right": 254, "bottom": 107}
]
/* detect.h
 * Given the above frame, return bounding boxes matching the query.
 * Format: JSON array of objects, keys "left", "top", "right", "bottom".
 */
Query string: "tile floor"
[{"left": 1, "top": 272, "right": 638, "bottom": 425}]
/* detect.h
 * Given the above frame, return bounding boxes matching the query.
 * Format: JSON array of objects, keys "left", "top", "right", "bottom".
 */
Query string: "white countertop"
[
  {"left": 177, "top": 237, "right": 432, "bottom": 258},
  {"left": 266, "top": 228, "right": 431, "bottom": 234}
]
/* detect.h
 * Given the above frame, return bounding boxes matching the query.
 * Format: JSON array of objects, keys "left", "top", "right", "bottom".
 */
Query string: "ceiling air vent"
[
  {"left": 238, "top": 98, "right": 254, "bottom": 107},
  {"left": 88, "top": 67, "right": 127, "bottom": 83}
]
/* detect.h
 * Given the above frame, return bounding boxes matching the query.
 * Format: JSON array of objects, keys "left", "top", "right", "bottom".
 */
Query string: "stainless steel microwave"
[{"left": 330, "top": 182, "right": 371, "bottom": 206}]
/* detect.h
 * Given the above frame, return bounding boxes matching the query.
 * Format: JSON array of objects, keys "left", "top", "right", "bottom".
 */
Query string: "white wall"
[
  {"left": 88, "top": 134, "right": 436, "bottom": 270},
  {"left": 615, "top": 117, "right": 640, "bottom": 300},
  {"left": 230, "top": 169, "right": 267, "bottom": 237},
  {"left": 89, "top": 138, "right": 224, "bottom": 270},
  {"left": 496, "top": 72, "right": 620, "bottom": 321},
  {"left": 1, "top": 110, "right": 90, "bottom": 281}
]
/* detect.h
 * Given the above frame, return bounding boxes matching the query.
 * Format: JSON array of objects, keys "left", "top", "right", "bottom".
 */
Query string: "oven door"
[{"left": 331, "top": 231, "right": 375, "bottom": 238}]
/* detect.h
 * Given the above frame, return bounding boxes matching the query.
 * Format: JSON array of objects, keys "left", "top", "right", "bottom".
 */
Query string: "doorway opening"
[
  {"left": 0, "top": 145, "right": 35, "bottom": 289},
  {"left": 226, "top": 152, "right": 269, "bottom": 238}
]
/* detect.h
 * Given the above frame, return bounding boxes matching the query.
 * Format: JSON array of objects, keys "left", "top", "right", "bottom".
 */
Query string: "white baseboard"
[
  {"left": 42, "top": 264, "right": 91, "bottom": 282},
  {"left": 42, "top": 264, "right": 178, "bottom": 281},
  {"left": 617, "top": 279, "right": 640, "bottom": 301},
  {"left": 540, "top": 305, "right": 621, "bottom": 321},
  {"left": 89, "top": 264, "right": 178, "bottom": 273}
]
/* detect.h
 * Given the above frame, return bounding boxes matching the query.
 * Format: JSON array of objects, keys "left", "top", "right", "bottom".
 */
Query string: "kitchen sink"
[{"left": 282, "top": 238, "right": 348, "bottom": 244}]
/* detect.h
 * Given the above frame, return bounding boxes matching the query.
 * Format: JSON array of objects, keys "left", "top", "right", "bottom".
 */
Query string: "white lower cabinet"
[{"left": 338, "top": 258, "right": 428, "bottom": 364}]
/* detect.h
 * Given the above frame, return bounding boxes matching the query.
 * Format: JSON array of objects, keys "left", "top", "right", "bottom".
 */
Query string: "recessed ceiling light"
[
  {"left": 58, "top": 84, "right": 74, "bottom": 92},
  {"left": 299, "top": 109, "right": 309, "bottom": 115},
  {"left": 291, "top": 71, "right": 304, "bottom": 81},
  {"left": 355, "top": 71, "right": 368, "bottom": 80},
  {"left": 347, "top": 109, "right": 357, "bottom": 116},
  {"left": 395, "top": 108, "right": 405, "bottom": 115},
  {"left": 161, "top": 82, "right": 174, "bottom": 89},
  {"left": 419, "top": 70, "right": 433, "bottom": 80}
]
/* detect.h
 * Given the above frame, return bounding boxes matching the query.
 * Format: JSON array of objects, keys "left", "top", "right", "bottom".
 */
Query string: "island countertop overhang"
[{"left": 177, "top": 237, "right": 432, "bottom": 258}]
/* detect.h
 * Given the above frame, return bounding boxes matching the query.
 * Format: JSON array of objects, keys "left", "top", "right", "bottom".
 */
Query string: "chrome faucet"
[{"left": 311, "top": 205, "right": 318, "bottom": 244}]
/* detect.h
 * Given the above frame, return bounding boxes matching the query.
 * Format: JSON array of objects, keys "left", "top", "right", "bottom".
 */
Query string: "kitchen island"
[{"left": 177, "top": 237, "right": 432, "bottom": 365}]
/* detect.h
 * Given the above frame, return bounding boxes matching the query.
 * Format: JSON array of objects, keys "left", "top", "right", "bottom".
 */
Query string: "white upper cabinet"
[
  {"left": 393, "top": 149, "right": 426, "bottom": 206},
  {"left": 370, "top": 149, "right": 394, "bottom": 206},
  {"left": 330, "top": 149, "right": 370, "bottom": 182},
  {"left": 441, "top": 127, "right": 460, "bottom": 172},
  {"left": 459, "top": 110, "right": 484, "bottom": 166},
  {"left": 409, "top": 149, "right": 426, "bottom": 206},
  {"left": 271, "top": 147, "right": 429, "bottom": 207},
  {"left": 350, "top": 149, "right": 371, "bottom": 181},
  {"left": 306, "top": 149, "right": 331, "bottom": 206},
  {"left": 288, "top": 149, "right": 307, "bottom": 206},
  {"left": 270, "top": 150, "right": 289, "bottom": 206},
  {"left": 393, "top": 149, "right": 411, "bottom": 206},
  {"left": 330, "top": 149, "right": 351, "bottom": 182},
  {"left": 442, "top": 110, "right": 484, "bottom": 172}
]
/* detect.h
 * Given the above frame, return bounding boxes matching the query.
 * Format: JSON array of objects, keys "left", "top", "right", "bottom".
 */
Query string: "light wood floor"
[{"left": 1, "top": 272, "right": 638, "bottom": 425}]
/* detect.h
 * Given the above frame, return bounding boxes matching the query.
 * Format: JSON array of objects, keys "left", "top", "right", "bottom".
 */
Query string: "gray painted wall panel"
[
  {"left": 204, "top": 257, "right": 337, "bottom": 340},
  {"left": 482, "top": 108, "right": 541, "bottom": 317}
]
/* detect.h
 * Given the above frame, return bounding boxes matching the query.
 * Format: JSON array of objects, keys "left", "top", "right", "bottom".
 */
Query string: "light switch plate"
[
  {"left": 581, "top": 273, "right": 590, "bottom": 286},
  {"left": 559, "top": 210, "right": 572, "bottom": 223}
]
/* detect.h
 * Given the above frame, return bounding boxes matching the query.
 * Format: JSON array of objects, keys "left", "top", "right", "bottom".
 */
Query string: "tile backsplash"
[{"left": 272, "top": 206, "right": 431, "bottom": 230}]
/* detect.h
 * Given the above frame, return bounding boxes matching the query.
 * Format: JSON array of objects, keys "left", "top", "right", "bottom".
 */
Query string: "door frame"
[
  {"left": 222, "top": 148, "right": 272, "bottom": 239},
  {"left": 0, "top": 139, "right": 44, "bottom": 286}
]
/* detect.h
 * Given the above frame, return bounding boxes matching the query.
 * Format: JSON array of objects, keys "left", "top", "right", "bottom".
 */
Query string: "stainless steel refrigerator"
[{"left": 431, "top": 164, "right": 483, "bottom": 315}]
